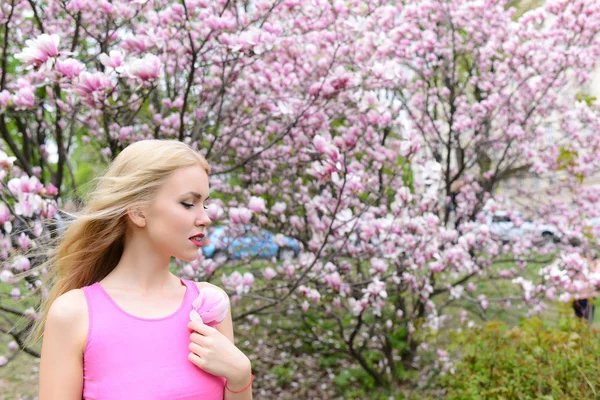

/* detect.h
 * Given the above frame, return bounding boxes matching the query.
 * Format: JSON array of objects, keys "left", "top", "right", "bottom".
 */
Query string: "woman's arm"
[
  {"left": 39, "top": 289, "right": 88, "bottom": 400},
  {"left": 195, "top": 283, "right": 253, "bottom": 400}
]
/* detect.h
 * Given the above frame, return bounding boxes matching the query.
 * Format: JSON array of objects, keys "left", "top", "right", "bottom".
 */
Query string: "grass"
[
  {"left": 0, "top": 343, "right": 39, "bottom": 400},
  {"left": 0, "top": 281, "right": 41, "bottom": 400}
]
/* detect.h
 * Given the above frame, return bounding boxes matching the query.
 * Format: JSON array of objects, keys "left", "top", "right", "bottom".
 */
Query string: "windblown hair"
[{"left": 26, "top": 139, "right": 210, "bottom": 346}]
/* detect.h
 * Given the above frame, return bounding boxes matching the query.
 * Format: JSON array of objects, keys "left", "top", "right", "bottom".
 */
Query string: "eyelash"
[{"left": 181, "top": 202, "right": 208, "bottom": 210}]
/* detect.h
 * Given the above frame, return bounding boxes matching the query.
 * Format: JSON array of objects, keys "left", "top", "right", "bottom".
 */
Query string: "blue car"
[{"left": 202, "top": 226, "right": 301, "bottom": 261}]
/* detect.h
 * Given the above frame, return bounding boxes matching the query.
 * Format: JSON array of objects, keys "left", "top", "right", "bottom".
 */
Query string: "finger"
[
  {"left": 189, "top": 332, "right": 207, "bottom": 345},
  {"left": 187, "top": 319, "right": 214, "bottom": 335},
  {"left": 188, "top": 352, "right": 206, "bottom": 370},
  {"left": 188, "top": 342, "right": 204, "bottom": 356}
]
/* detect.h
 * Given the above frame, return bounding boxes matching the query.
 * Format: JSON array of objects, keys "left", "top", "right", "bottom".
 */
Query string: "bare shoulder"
[
  {"left": 45, "top": 289, "right": 89, "bottom": 350},
  {"left": 48, "top": 289, "right": 88, "bottom": 321},
  {"left": 39, "top": 289, "right": 88, "bottom": 398}
]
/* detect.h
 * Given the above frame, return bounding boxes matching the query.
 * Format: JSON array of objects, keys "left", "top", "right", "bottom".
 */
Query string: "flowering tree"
[{"left": 1, "top": 0, "right": 600, "bottom": 395}]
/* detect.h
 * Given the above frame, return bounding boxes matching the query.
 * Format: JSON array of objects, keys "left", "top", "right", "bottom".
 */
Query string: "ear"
[{"left": 127, "top": 206, "right": 146, "bottom": 228}]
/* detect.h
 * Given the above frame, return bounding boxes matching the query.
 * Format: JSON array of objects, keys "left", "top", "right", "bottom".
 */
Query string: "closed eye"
[{"left": 181, "top": 202, "right": 209, "bottom": 210}]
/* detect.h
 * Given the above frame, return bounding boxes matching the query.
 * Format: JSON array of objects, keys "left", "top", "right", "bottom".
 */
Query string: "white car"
[{"left": 486, "top": 211, "right": 560, "bottom": 244}]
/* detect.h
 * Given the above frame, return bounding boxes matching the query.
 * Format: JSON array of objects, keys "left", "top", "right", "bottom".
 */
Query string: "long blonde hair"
[{"left": 25, "top": 139, "right": 210, "bottom": 346}]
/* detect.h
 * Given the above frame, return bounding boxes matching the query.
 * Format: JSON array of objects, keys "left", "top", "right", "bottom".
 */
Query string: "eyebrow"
[{"left": 182, "top": 192, "right": 210, "bottom": 200}]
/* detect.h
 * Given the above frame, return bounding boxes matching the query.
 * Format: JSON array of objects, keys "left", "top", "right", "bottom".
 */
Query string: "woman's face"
[{"left": 142, "top": 164, "right": 212, "bottom": 262}]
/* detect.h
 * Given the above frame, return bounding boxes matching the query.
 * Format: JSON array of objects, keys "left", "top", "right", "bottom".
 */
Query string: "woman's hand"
[{"left": 187, "top": 319, "right": 251, "bottom": 385}]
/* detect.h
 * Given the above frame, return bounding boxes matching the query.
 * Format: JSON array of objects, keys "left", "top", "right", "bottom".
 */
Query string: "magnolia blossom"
[
  {"left": 17, "top": 233, "right": 31, "bottom": 251},
  {"left": 263, "top": 267, "right": 276, "bottom": 280},
  {"left": 12, "top": 256, "right": 30, "bottom": 272},
  {"left": 0, "top": 270, "right": 14, "bottom": 284},
  {"left": 222, "top": 271, "right": 254, "bottom": 295},
  {"left": 14, "top": 194, "right": 43, "bottom": 218},
  {"left": 15, "top": 33, "right": 60, "bottom": 67},
  {"left": 119, "top": 54, "right": 162, "bottom": 81},
  {"left": 56, "top": 58, "right": 86, "bottom": 79},
  {"left": 72, "top": 72, "right": 114, "bottom": 106},
  {"left": 0, "top": 91, "right": 10, "bottom": 108},
  {"left": 98, "top": 50, "right": 124, "bottom": 69},
  {"left": 13, "top": 87, "right": 35, "bottom": 109},
  {"left": 248, "top": 196, "right": 267, "bottom": 213},
  {"left": 189, "top": 286, "right": 229, "bottom": 326},
  {"left": 0, "top": 204, "right": 10, "bottom": 224},
  {"left": 229, "top": 207, "right": 252, "bottom": 224},
  {"left": 206, "top": 203, "right": 224, "bottom": 221},
  {"left": 8, "top": 176, "right": 42, "bottom": 194},
  {"left": 10, "top": 288, "right": 20, "bottom": 301}
]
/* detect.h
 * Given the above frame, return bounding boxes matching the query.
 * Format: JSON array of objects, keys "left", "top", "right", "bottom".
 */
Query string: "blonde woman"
[{"left": 28, "top": 140, "right": 253, "bottom": 399}]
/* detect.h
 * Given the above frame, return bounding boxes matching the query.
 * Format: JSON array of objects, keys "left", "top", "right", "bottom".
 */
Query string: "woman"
[{"left": 29, "top": 140, "right": 253, "bottom": 399}]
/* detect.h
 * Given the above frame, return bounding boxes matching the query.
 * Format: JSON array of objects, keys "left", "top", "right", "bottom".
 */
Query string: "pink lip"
[{"left": 190, "top": 238, "right": 204, "bottom": 247}]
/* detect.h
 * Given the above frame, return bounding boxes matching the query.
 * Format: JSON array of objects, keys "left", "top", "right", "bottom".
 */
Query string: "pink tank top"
[{"left": 81, "top": 278, "right": 225, "bottom": 400}]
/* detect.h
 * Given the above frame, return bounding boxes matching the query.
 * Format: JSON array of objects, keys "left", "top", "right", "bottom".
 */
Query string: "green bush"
[{"left": 441, "top": 318, "right": 600, "bottom": 399}]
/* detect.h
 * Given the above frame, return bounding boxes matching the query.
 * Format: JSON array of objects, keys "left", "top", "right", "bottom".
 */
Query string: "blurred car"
[
  {"left": 486, "top": 211, "right": 560, "bottom": 244},
  {"left": 202, "top": 226, "right": 301, "bottom": 261}
]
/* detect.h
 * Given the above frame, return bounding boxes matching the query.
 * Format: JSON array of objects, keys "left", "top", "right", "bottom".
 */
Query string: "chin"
[{"left": 177, "top": 250, "right": 201, "bottom": 262}]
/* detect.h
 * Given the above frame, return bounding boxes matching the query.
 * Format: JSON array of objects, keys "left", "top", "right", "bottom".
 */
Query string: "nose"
[{"left": 195, "top": 208, "right": 211, "bottom": 227}]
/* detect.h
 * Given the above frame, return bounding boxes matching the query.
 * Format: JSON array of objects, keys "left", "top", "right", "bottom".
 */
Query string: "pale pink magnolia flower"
[
  {"left": 301, "top": 300, "right": 309, "bottom": 312},
  {"left": 222, "top": 271, "right": 246, "bottom": 294},
  {"left": 45, "top": 184, "right": 58, "bottom": 196},
  {"left": 33, "top": 220, "right": 43, "bottom": 237},
  {"left": 56, "top": 58, "right": 85, "bottom": 79},
  {"left": 0, "top": 270, "right": 15, "bottom": 284},
  {"left": 0, "top": 90, "right": 10, "bottom": 107},
  {"left": 72, "top": 72, "right": 114, "bottom": 106},
  {"left": 8, "top": 176, "right": 42, "bottom": 194},
  {"left": 478, "top": 295, "right": 489, "bottom": 310},
  {"left": 324, "top": 272, "right": 342, "bottom": 291},
  {"left": 13, "top": 87, "right": 35, "bottom": 109},
  {"left": 10, "top": 288, "right": 20, "bottom": 301},
  {"left": 242, "top": 272, "right": 254, "bottom": 287},
  {"left": 7, "top": 341, "right": 18, "bottom": 352},
  {"left": 15, "top": 33, "right": 60, "bottom": 67},
  {"left": 24, "top": 307, "right": 37, "bottom": 320},
  {"left": 99, "top": 50, "right": 124, "bottom": 69},
  {"left": 307, "top": 288, "right": 321, "bottom": 303},
  {"left": 13, "top": 256, "right": 30, "bottom": 272},
  {"left": 0, "top": 356, "right": 6, "bottom": 367},
  {"left": 0, "top": 150, "right": 16, "bottom": 168},
  {"left": 369, "top": 257, "right": 387, "bottom": 274},
  {"left": 271, "top": 202, "right": 286, "bottom": 215},
  {"left": 206, "top": 203, "right": 223, "bottom": 221},
  {"left": 189, "top": 286, "right": 229, "bottom": 327},
  {"left": 119, "top": 54, "right": 161, "bottom": 81},
  {"left": 17, "top": 233, "right": 31, "bottom": 251},
  {"left": 262, "top": 267, "right": 276, "bottom": 280},
  {"left": 0, "top": 204, "right": 10, "bottom": 224},
  {"left": 15, "top": 194, "right": 43, "bottom": 218},
  {"left": 229, "top": 207, "right": 252, "bottom": 224},
  {"left": 248, "top": 196, "right": 267, "bottom": 213},
  {"left": 333, "top": 297, "right": 342, "bottom": 308}
]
